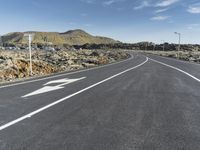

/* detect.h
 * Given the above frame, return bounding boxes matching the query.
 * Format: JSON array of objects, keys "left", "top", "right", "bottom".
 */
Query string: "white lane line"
[
  {"left": 149, "top": 58, "right": 200, "bottom": 82},
  {"left": 0, "top": 57, "right": 148, "bottom": 131},
  {"left": 149, "top": 54, "right": 200, "bottom": 66},
  {"left": 0, "top": 55, "right": 134, "bottom": 89}
]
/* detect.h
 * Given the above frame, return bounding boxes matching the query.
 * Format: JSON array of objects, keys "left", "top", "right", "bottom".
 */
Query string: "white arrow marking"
[{"left": 22, "top": 77, "right": 86, "bottom": 98}]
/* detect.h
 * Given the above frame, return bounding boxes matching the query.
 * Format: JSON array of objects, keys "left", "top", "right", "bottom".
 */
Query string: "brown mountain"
[{"left": 1, "top": 29, "right": 119, "bottom": 45}]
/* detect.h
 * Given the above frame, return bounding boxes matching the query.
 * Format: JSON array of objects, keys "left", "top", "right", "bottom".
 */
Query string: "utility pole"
[
  {"left": 174, "top": 32, "right": 181, "bottom": 59},
  {"left": 163, "top": 42, "right": 165, "bottom": 51},
  {"left": 145, "top": 42, "right": 147, "bottom": 51},
  {"left": 161, "top": 40, "right": 165, "bottom": 51}
]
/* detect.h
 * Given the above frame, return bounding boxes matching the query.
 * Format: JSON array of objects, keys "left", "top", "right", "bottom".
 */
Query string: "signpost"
[{"left": 24, "top": 33, "right": 34, "bottom": 76}]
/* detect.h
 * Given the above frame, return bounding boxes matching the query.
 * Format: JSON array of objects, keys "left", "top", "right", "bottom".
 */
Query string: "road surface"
[{"left": 0, "top": 53, "right": 200, "bottom": 150}]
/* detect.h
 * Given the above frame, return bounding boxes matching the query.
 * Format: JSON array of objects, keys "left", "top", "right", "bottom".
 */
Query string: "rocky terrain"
[
  {"left": 144, "top": 51, "right": 200, "bottom": 63},
  {"left": 75, "top": 42, "right": 200, "bottom": 52},
  {"left": 0, "top": 49, "right": 129, "bottom": 83}
]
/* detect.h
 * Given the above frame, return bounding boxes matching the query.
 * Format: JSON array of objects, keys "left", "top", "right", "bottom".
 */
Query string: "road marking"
[
  {"left": 0, "top": 54, "right": 134, "bottom": 89},
  {"left": 149, "top": 58, "right": 200, "bottom": 82},
  {"left": 0, "top": 57, "right": 148, "bottom": 131},
  {"left": 22, "top": 77, "right": 86, "bottom": 98},
  {"left": 148, "top": 54, "right": 200, "bottom": 66}
]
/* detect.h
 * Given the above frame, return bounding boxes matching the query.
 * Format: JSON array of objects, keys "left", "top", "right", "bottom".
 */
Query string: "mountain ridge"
[{"left": 1, "top": 29, "right": 119, "bottom": 45}]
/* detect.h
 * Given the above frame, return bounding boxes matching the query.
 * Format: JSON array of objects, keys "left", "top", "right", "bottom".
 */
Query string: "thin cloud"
[
  {"left": 155, "top": 8, "right": 169, "bottom": 13},
  {"left": 103, "top": 0, "right": 115, "bottom": 5},
  {"left": 134, "top": 0, "right": 178, "bottom": 10},
  {"left": 187, "top": 24, "right": 200, "bottom": 30},
  {"left": 187, "top": 3, "right": 200, "bottom": 14},
  {"left": 134, "top": 1, "right": 150, "bottom": 10},
  {"left": 150, "top": 15, "right": 169, "bottom": 20},
  {"left": 103, "top": 0, "right": 126, "bottom": 6},
  {"left": 156, "top": 0, "right": 179, "bottom": 7},
  {"left": 80, "top": 0, "right": 96, "bottom": 4}
]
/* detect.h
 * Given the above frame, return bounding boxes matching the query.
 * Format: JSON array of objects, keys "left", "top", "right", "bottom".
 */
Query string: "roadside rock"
[{"left": 0, "top": 49, "right": 129, "bottom": 82}]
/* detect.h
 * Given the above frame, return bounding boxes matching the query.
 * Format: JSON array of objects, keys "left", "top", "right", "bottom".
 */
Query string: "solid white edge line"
[
  {"left": 149, "top": 58, "right": 200, "bottom": 82},
  {"left": 0, "top": 57, "right": 148, "bottom": 131},
  {"left": 0, "top": 54, "right": 134, "bottom": 89},
  {"left": 148, "top": 53, "right": 200, "bottom": 66}
]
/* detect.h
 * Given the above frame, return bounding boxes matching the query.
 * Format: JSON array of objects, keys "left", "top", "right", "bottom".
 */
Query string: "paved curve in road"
[{"left": 0, "top": 53, "right": 199, "bottom": 150}]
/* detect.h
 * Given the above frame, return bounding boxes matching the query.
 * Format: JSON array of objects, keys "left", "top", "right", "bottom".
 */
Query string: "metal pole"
[
  {"left": 145, "top": 43, "right": 147, "bottom": 51},
  {"left": 163, "top": 41, "right": 165, "bottom": 51},
  {"left": 174, "top": 32, "right": 181, "bottom": 59},
  {"left": 29, "top": 34, "right": 33, "bottom": 76},
  {"left": 178, "top": 33, "right": 181, "bottom": 59},
  {"left": 161, "top": 40, "right": 165, "bottom": 51}
]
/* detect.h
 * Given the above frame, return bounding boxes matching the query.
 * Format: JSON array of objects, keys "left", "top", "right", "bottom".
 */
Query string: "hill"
[{"left": 1, "top": 29, "right": 119, "bottom": 45}]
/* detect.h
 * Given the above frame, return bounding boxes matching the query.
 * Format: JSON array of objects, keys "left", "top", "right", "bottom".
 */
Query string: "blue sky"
[{"left": 0, "top": 0, "right": 200, "bottom": 44}]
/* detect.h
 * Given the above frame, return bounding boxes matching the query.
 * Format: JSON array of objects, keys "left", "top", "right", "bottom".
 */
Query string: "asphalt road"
[{"left": 0, "top": 53, "right": 200, "bottom": 150}]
